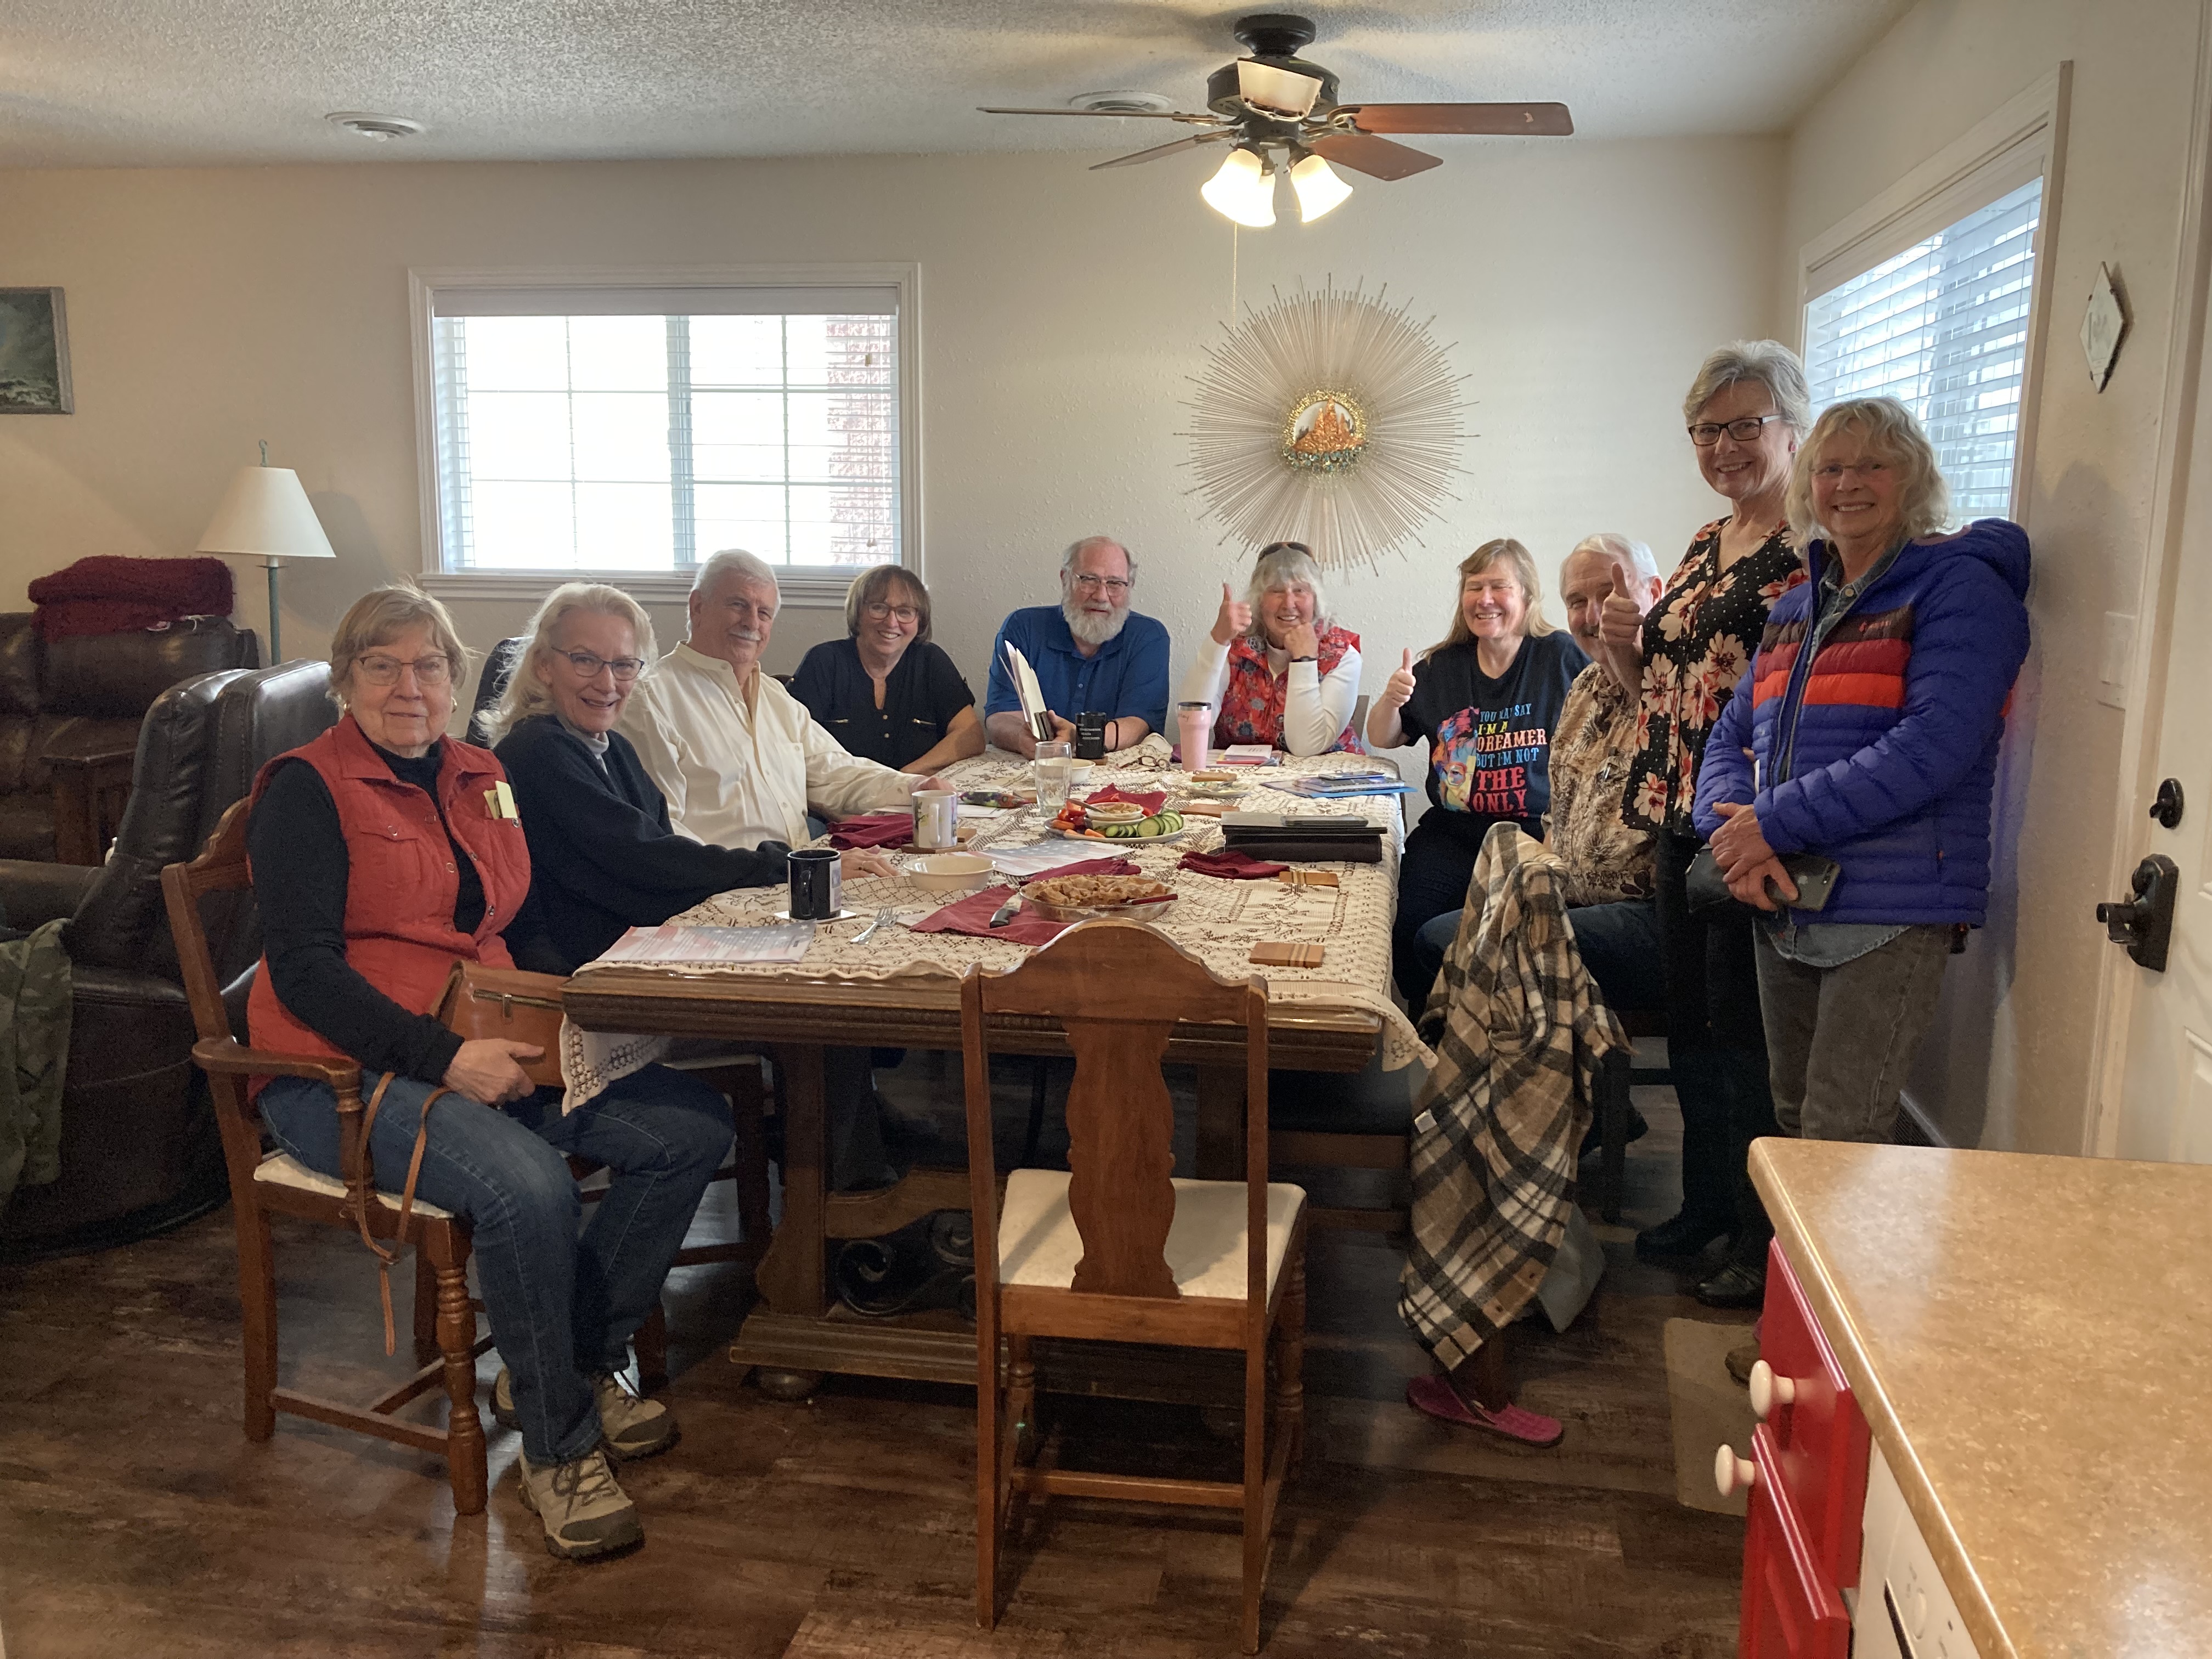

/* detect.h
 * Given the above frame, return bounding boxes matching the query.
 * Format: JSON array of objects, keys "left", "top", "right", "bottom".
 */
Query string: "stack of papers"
[
  {"left": 1217, "top": 744, "right": 1278, "bottom": 766},
  {"left": 597, "top": 924, "right": 815, "bottom": 966},
  {"left": 1003, "top": 642, "right": 1053, "bottom": 743},
  {"left": 1289, "top": 770, "right": 1414, "bottom": 799},
  {"left": 988, "top": 843, "right": 1116, "bottom": 879}
]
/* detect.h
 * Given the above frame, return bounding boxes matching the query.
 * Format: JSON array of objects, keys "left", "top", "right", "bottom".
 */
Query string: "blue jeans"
[{"left": 259, "top": 1063, "right": 731, "bottom": 1466}]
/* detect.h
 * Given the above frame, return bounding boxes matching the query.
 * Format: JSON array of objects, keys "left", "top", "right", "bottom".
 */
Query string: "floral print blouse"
[{"left": 1621, "top": 517, "right": 1804, "bottom": 835}]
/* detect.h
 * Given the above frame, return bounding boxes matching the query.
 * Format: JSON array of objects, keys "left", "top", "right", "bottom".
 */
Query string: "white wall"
[
  {"left": 0, "top": 142, "right": 1780, "bottom": 777},
  {"left": 1775, "top": 0, "right": 2206, "bottom": 1153}
]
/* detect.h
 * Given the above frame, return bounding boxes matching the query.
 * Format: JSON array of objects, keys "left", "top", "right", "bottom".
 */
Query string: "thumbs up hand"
[
  {"left": 1210, "top": 581, "right": 1254, "bottom": 646},
  {"left": 1599, "top": 562, "right": 1650, "bottom": 653},
  {"left": 1381, "top": 646, "right": 1418, "bottom": 712}
]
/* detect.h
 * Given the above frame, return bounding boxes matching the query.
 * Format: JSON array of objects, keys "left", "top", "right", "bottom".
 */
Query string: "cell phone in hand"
[{"left": 1771, "top": 854, "right": 1842, "bottom": 911}]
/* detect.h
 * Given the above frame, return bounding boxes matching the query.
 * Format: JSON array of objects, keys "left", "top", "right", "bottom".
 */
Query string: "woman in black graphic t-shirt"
[{"left": 1367, "top": 538, "right": 1589, "bottom": 1008}]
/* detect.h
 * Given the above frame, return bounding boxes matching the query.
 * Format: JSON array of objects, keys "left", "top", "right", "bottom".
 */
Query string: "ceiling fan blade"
[
  {"left": 1344, "top": 102, "right": 1575, "bottom": 137},
  {"left": 1090, "top": 132, "right": 1234, "bottom": 170},
  {"left": 977, "top": 106, "right": 1212, "bottom": 121},
  {"left": 1307, "top": 132, "right": 1442, "bottom": 182},
  {"left": 1237, "top": 59, "right": 1323, "bottom": 118}
]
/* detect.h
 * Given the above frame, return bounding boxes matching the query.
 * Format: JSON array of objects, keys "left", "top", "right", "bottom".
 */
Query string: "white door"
[{"left": 2107, "top": 204, "right": 2212, "bottom": 1164}]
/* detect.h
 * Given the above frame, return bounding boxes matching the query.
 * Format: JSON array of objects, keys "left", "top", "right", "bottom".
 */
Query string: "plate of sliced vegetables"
[{"left": 1046, "top": 802, "right": 1193, "bottom": 843}]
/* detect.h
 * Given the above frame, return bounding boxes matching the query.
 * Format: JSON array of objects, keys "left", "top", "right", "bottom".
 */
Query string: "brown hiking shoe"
[
  {"left": 1725, "top": 1341, "right": 1759, "bottom": 1387},
  {"left": 516, "top": 1446, "right": 643, "bottom": 1560},
  {"left": 492, "top": 1367, "right": 678, "bottom": 1461}
]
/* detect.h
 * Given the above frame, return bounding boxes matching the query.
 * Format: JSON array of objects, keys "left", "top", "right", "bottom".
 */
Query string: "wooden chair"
[
  {"left": 162, "top": 797, "right": 494, "bottom": 1513},
  {"left": 164, "top": 798, "right": 776, "bottom": 1506},
  {"left": 961, "top": 921, "right": 1308, "bottom": 1655}
]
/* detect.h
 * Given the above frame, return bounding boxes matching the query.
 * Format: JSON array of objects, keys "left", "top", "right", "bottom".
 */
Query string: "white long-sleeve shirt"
[
  {"left": 1176, "top": 636, "right": 1363, "bottom": 756},
  {"left": 620, "top": 642, "right": 915, "bottom": 849}
]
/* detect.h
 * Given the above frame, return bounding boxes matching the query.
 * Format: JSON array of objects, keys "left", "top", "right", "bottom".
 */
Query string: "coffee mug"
[
  {"left": 912, "top": 789, "right": 958, "bottom": 850},
  {"left": 787, "top": 847, "right": 842, "bottom": 919},
  {"left": 1074, "top": 711, "right": 1108, "bottom": 761}
]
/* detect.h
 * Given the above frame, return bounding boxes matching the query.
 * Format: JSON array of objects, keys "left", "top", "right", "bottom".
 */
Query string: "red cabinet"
[
  {"left": 1736, "top": 1241, "right": 1872, "bottom": 1657},
  {"left": 1740, "top": 1425, "right": 1852, "bottom": 1659}
]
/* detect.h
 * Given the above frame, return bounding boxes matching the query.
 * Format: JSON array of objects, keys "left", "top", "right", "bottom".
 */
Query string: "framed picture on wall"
[{"left": 0, "top": 288, "right": 73, "bottom": 415}]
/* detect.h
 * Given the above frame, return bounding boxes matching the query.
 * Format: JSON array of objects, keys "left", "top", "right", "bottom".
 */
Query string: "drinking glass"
[{"left": 1033, "top": 740, "right": 1075, "bottom": 815}]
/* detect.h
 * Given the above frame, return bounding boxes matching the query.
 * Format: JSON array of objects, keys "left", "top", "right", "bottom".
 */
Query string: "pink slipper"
[{"left": 1406, "top": 1374, "right": 1565, "bottom": 1447}]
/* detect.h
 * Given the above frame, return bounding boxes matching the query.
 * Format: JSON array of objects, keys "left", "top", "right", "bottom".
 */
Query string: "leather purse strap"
[{"left": 347, "top": 1073, "right": 455, "bottom": 1357}]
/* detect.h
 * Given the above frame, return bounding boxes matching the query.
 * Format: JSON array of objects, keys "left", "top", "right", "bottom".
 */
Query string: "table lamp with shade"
[{"left": 195, "top": 442, "right": 336, "bottom": 663}]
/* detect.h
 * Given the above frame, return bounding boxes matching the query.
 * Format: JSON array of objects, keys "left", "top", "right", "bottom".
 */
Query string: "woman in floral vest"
[{"left": 1177, "top": 541, "right": 1363, "bottom": 755}]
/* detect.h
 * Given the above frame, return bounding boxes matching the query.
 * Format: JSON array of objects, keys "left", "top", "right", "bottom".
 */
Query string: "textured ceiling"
[{"left": 0, "top": 1, "right": 1915, "bottom": 168}]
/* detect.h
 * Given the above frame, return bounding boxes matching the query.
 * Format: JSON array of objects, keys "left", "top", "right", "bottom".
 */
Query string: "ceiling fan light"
[
  {"left": 1201, "top": 147, "right": 1276, "bottom": 228},
  {"left": 1290, "top": 154, "right": 1353, "bottom": 221}
]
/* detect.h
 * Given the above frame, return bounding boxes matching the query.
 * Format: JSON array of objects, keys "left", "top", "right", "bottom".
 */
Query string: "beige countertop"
[{"left": 1751, "top": 1139, "right": 2212, "bottom": 1659}]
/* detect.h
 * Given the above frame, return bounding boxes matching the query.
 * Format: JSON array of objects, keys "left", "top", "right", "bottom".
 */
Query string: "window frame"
[
  {"left": 407, "top": 262, "right": 923, "bottom": 607},
  {"left": 1795, "top": 65, "right": 2072, "bottom": 525}
]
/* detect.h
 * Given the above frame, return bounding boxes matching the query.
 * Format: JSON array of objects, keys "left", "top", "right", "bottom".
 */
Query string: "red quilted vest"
[
  {"left": 1216, "top": 625, "right": 1364, "bottom": 753},
  {"left": 246, "top": 715, "right": 532, "bottom": 1070}
]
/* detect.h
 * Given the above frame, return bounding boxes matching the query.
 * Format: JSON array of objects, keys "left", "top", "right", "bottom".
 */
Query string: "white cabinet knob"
[
  {"left": 1748, "top": 1359, "right": 1797, "bottom": 1419},
  {"left": 1714, "top": 1444, "right": 1757, "bottom": 1498}
]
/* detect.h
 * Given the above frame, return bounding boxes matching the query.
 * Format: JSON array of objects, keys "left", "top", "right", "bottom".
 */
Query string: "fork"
[{"left": 850, "top": 906, "right": 895, "bottom": 945}]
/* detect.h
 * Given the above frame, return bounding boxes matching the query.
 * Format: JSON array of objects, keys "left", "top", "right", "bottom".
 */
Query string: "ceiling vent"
[
  {"left": 1066, "top": 91, "right": 1175, "bottom": 114},
  {"left": 325, "top": 112, "right": 426, "bottom": 142}
]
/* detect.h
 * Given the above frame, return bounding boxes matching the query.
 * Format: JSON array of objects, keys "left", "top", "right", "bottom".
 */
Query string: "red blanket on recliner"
[{"left": 29, "top": 556, "right": 235, "bottom": 641}]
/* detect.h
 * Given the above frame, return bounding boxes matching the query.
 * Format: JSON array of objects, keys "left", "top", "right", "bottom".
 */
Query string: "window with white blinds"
[
  {"left": 1803, "top": 176, "right": 2043, "bottom": 521},
  {"left": 421, "top": 281, "right": 906, "bottom": 579}
]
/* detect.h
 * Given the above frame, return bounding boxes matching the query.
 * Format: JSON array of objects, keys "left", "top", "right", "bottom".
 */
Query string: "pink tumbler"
[{"left": 1177, "top": 701, "right": 1214, "bottom": 770}]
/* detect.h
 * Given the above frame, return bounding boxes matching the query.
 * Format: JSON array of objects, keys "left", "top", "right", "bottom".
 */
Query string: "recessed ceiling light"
[
  {"left": 1068, "top": 91, "right": 1175, "bottom": 114},
  {"left": 325, "top": 112, "right": 426, "bottom": 142}
]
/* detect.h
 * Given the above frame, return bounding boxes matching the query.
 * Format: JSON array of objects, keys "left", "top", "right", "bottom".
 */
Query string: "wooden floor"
[{"left": 0, "top": 1058, "right": 1750, "bottom": 1658}]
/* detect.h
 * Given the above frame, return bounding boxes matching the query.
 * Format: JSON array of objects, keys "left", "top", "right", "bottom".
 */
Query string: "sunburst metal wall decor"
[{"left": 1184, "top": 281, "right": 1466, "bottom": 572}]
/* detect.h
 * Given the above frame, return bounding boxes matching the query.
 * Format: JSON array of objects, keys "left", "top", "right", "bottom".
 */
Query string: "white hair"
[
  {"left": 1683, "top": 340, "right": 1813, "bottom": 433},
  {"left": 1565, "top": 532, "right": 1659, "bottom": 583},
  {"left": 1059, "top": 535, "right": 1138, "bottom": 582},
  {"left": 486, "top": 581, "right": 658, "bottom": 743},
  {"left": 1246, "top": 543, "right": 1331, "bottom": 636},
  {"left": 693, "top": 548, "right": 779, "bottom": 598}
]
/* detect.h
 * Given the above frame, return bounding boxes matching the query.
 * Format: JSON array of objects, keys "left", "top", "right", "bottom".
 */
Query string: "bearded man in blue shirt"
[{"left": 982, "top": 535, "right": 1172, "bottom": 758}]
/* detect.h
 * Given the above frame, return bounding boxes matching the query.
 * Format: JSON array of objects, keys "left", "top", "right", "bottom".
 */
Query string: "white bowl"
[
  {"left": 1068, "top": 759, "right": 1097, "bottom": 788},
  {"left": 905, "top": 853, "right": 995, "bottom": 895}
]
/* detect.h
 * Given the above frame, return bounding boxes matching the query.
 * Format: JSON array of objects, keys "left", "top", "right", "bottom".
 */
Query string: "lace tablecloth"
[{"left": 573, "top": 751, "right": 1430, "bottom": 1070}]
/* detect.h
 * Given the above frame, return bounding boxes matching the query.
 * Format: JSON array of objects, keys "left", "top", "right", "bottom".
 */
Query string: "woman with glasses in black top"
[
  {"left": 489, "top": 582, "right": 893, "bottom": 971},
  {"left": 791, "top": 567, "right": 983, "bottom": 774}
]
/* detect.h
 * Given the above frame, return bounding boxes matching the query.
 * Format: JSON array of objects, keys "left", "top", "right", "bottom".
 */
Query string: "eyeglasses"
[
  {"left": 1071, "top": 574, "right": 1132, "bottom": 595},
  {"left": 1688, "top": 414, "right": 1789, "bottom": 446},
  {"left": 862, "top": 601, "right": 921, "bottom": 624},
  {"left": 354, "top": 653, "right": 452, "bottom": 687},
  {"left": 554, "top": 648, "right": 645, "bottom": 682},
  {"left": 1812, "top": 460, "right": 1890, "bottom": 482}
]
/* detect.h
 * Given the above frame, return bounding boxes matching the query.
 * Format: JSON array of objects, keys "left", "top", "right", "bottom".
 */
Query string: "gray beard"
[{"left": 1063, "top": 599, "right": 1130, "bottom": 648}]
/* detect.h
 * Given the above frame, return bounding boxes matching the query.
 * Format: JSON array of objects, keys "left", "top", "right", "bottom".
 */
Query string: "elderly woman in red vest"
[
  {"left": 1178, "top": 541, "right": 1363, "bottom": 754},
  {"left": 247, "top": 586, "right": 729, "bottom": 1564}
]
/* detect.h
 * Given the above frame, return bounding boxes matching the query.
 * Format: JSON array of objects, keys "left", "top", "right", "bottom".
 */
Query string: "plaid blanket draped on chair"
[{"left": 1397, "top": 823, "right": 1626, "bottom": 1369}]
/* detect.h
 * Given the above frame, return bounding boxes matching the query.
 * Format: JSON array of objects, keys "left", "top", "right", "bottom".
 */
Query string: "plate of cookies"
[{"left": 1020, "top": 872, "right": 1179, "bottom": 923}]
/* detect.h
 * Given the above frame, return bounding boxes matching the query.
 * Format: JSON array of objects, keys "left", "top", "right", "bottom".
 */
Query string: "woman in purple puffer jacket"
[{"left": 1693, "top": 396, "right": 2030, "bottom": 1148}]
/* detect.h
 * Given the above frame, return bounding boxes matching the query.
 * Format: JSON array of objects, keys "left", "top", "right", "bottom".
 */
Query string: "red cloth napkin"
[
  {"left": 1179, "top": 848, "right": 1288, "bottom": 880},
  {"left": 827, "top": 813, "right": 912, "bottom": 850},
  {"left": 1085, "top": 784, "right": 1167, "bottom": 815},
  {"left": 912, "top": 856, "right": 1138, "bottom": 945}
]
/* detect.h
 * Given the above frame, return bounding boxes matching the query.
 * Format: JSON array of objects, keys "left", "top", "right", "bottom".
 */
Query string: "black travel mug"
[
  {"left": 1074, "top": 711, "right": 1108, "bottom": 761},
  {"left": 787, "top": 847, "right": 841, "bottom": 919}
]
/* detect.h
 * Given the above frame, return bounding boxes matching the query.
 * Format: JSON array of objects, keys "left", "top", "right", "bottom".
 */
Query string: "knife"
[{"left": 987, "top": 890, "right": 1022, "bottom": 928}]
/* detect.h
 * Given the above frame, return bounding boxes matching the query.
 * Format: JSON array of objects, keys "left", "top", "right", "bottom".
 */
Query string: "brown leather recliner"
[
  {"left": 0, "top": 613, "right": 260, "bottom": 865},
  {"left": 0, "top": 659, "right": 333, "bottom": 1256}
]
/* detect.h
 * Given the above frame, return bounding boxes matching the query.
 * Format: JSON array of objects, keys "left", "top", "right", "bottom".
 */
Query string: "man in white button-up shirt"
[
  {"left": 621, "top": 548, "right": 927, "bottom": 1192},
  {"left": 623, "top": 550, "right": 931, "bottom": 849}
]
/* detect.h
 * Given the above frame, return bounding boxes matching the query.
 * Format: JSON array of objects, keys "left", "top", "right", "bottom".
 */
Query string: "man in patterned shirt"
[{"left": 1542, "top": 534, "right": 1667, "bottom": 1012}]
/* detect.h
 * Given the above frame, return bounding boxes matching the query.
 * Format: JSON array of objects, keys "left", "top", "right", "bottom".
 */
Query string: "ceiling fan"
[{"left": 979, "top": 12, "right": 1573, "bottom": 227}]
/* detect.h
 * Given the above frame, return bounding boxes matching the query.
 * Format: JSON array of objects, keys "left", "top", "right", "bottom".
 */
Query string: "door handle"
[{"left": 2096, "top": 854, "right": 2180, "bottom": 972}]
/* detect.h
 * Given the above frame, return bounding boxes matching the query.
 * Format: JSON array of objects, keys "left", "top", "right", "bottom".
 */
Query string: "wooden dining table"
[{"left": 559, "top": 748, "right": 1424, "bottom": 1397}]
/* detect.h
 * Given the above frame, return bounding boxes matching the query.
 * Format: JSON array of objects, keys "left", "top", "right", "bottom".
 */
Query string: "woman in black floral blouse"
[{"left": 1599, "top": 340, "right": 1809, "bottom": 1308}]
